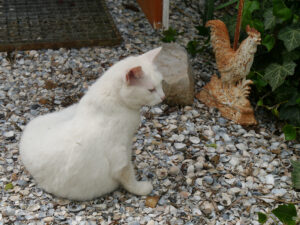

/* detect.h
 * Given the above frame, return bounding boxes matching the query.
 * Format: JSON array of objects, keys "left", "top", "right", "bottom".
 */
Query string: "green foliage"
[
  {"left": 262, "top": 34, "right": 275, "bottom": 51},
  {"left": 272, "top": 0, "right": 293, "bottom": 22},
  {"left": 278, "top": 27, "right": 300, "bottom": 52},
  {"left": 263, "top": 8, "right": 276, "bottom": 30},
  {"left": 283, "top": 124, "right": 297, "bottom": 140},
  {"left": 291, "top": 161, "right": 300, "bottom": 189},
  {"left": 242, "top": 0, "right": 261, "bottom": 31},
  {"left": 206, "top": 143, "right": 217, "bottom": 148},
  {"left": 162, "top": 27, "right": 181, "bottom": 43},
  {"left": 223, "top": 0, "right": 300, "bottom": 140},
  {"left": 5, "top": 183, "right": 13, "bottom": 191},
  {"left": 272, "top": 204, "right": 297, "bottom": 225},
  {"left": 187, "top": 40, "right": 201, "bottom": 57},
  {"left": 264, "top": 61, "right": 296, "bottom": 91},
  {"left": 279, "top": 93, "right": 300, "bottom": 126},
  {"left": 258, "top": 204, "right": 299, "bottom": 224},
  {"left": 215, "top": 0, "right": 238, "bottom": 10},
  {"left": 203, "top": 0, "right": 215, "bottom": 26},
  {"left": 258, "top": 212, "right": 268, "bottom": 224}
]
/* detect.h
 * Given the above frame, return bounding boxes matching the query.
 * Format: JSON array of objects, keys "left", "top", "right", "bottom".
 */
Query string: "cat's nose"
[{"left": 161, "top": 96, "right": 166, "bottom": 101}]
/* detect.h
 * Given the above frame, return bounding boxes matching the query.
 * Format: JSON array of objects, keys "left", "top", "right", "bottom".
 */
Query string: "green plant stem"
[
  {"left": 257, "top": 100, "right": 288, "bottom": 112},
  {"left": 274, "top": 100, "right": 288, "bottom": 108},
  {"left": 254, "top": 71, "right": 264, "bottom": 78},
  {"left": 268, "top": 100, "right": 288, "bottom": 110},
  {"left": 203, "top": 0, "right": 215, "bottom": 26},
  {"left": 216, "top": 0, "right": 238, "bottom": 10}
]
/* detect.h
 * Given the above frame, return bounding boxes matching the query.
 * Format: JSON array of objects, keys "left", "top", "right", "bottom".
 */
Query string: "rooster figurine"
[
  {"left": 196, "top": 19, "right": 261, "bottom": 125},
  {"left": 206, "top": 20, "right": 261, "bottom": 87}
]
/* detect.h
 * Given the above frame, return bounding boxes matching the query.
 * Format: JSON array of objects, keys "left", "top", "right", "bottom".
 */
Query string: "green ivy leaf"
[
  {"left": 283, "top": 124, "right": 297, "bottom": 140},
  {"left": 280, "top": 105, "right": 300, "bottom": 126},
  {"left": 242, "top": 0, "right": 260, "bottom": 29},
  {"left": 258, "top": 212, "right": 268, "bottom": 224},
  {"left": 264, "top": 8, "right": 276, "bottom": 30},
  {"left": 253, "top": 78, "right": 268, "bottom": 90},
  {"left": 278, "top": 26, "right": 300, "bottom": 52},
  {"left": 272, "top": 204, "right": 297, "bottom": 225},
  {"left": 274, "top": 84, "right": 298, "bottom": 102},
  {"left": 293, "top": 14, "right": 300, "bottom": 24},
  {"left": 292, "top": 161, "right": 300, "bottom": 189},
  {"left": 273, "top": 0, "right": 293, "bottom": 22},
  {"left": 244, "top": 0, "right": 260, "bottom": 14},
  {"left": 284, "top": 93, "right": 300, "bottom": 107},
  {"left": 272, "top": 108, "right": 279, "bottom": 117},
  {"left": 262, "top": 34, "right": 275, "bottom": 51},
  {"left": 5, "top": 183, "right": 13, "bottom": 191},
  {"left": 264, "top": 61, "right": 296, "bottom": 90},
  {"left": 282, "top": 50, "right": 300, "bottom": 61},
  {"left": 257, "top": 99, "right": 264, "bottom": 107},
  {"left": 249, "top": 19, "right": 264, "bottom": 33}
]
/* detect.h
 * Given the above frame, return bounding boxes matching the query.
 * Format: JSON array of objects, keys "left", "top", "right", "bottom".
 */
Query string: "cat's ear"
[
  {"left": 126, "top": 66, "right": 143, "bottom": 85},
  {"left": 141, "top": 47, "right": 162, "bottom": 61}
]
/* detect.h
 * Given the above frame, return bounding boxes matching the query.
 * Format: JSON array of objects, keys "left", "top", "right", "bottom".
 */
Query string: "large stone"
[{"left": 154, "top": 43, "right": 194, "bottom": 105}]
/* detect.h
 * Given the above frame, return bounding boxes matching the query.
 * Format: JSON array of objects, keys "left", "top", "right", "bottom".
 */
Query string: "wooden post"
[
  {"left": 233, "top": 0, "right": 244, "bottom": 51},
  {"left": 137, "top": 0, "right": 163, "bottom": 29}
]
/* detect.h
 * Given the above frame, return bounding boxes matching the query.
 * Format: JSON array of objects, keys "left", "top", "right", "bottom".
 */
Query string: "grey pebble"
[
  {"left": 4, "top": 131, "right": 15, "bottom": 139},
  {"left": 236, "top": 143, "right": 247, "bottom": 151},
  {"left": 203, "top": 176, "right": 214, "bottom": 185},
  {"left": 169, "top": 166, "right": 180, "bottom": 176},
  {"left": 128, "top": 222, "right": 140, "bottom": 225},
  {"left": 174, "top": 143, "right": 186, "bottom": 151},
  {"left": 17, "top": 180, "right": 28, "bottom": 187}
]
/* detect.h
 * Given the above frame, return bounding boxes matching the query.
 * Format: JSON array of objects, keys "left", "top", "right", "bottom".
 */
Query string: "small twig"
[
  {"left": 255, "top": 196, "right": 300, "bottom": 204},
  {"left": 233, "top": 0, "right": 244, "bottom": 51},
  {"left": 224, "top": 196, "right": 248, "bottom": 210},
  {"left": 210, "top": 199, "right": 219, "bottom": 213}
]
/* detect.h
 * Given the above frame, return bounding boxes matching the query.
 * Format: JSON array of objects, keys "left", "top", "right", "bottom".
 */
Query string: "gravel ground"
[{"left": 1, "top": 0, "right": 300, "bottom": 224}]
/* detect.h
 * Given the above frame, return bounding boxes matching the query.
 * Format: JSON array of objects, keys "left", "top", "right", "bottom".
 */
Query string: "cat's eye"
[{"left": 148, "top": 88, "right": 156, "bottom": 93}]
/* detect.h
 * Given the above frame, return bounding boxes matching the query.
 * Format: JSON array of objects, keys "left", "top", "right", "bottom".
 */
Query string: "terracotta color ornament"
[{"left": 196, "top": 20, "right": 261, "bottom": 125}]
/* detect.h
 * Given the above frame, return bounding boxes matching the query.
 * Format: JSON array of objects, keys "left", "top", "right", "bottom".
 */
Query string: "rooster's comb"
[{"left": 245, "top": 25, "right": 260, "bottom": 36}]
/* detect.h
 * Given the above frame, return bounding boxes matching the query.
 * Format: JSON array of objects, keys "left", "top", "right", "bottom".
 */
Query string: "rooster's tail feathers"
[{"left": 205, "top": 20, "right": 232, "bottom": 50}]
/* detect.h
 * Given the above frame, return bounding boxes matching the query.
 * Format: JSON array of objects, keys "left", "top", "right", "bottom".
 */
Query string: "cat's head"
[{"left": 119, "top": 47, "right": 165, "bottom": 109}]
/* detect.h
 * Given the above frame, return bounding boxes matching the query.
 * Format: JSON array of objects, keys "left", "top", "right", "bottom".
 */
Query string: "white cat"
[{"left": 19, "top": 47, "right": 165, "bottom": 201}]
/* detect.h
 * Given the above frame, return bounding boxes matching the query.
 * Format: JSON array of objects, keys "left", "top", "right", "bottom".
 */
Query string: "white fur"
[{"left": 19, "top": 47, "right": 164, "bottom": 200}]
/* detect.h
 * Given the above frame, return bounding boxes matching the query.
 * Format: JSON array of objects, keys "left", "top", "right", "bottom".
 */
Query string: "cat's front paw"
[{"left": 131, "top": 181, "right": 153, "bottom": 196}]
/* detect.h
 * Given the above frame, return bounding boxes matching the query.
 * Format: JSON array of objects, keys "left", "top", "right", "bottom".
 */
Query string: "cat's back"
[{"left": 20, "top": 104, "right": 77, "bottom": 157}]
